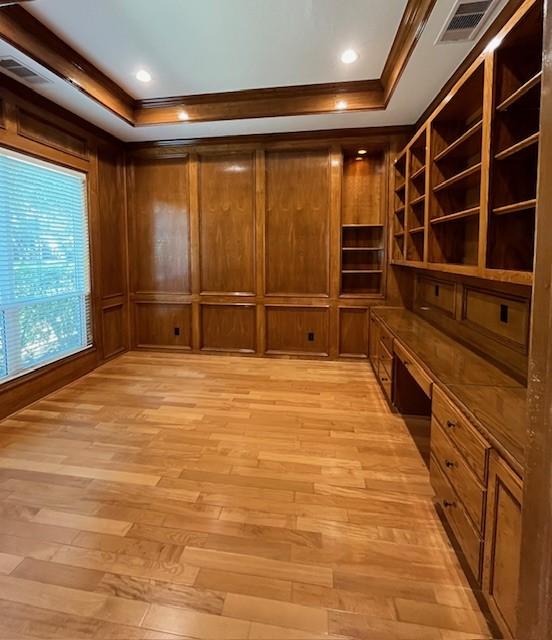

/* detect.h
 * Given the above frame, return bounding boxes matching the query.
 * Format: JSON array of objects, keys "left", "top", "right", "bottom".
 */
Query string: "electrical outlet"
[
  {"left": 500, "top": 304, "right": 509, "bottom": 323},
  {"left": 308, "top": 332, "right": 315, "bottom": 342},
  {"left": 434, "top": 284, "right": 440, "bottom": 297},
  {"left": 174, "top": 327, "right": 180, "bottom": 336}
]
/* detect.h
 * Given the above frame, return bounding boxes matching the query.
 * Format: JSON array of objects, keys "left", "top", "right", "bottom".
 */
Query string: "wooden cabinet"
[
  {"left": 483, "top": 452, "right": 523, "bottom": 639},
  {"left": 391, "top": 0, "right": 542, "bottom": 286},
  {"left": 369, "top": 312, "right": 393, "bottom": 404}
]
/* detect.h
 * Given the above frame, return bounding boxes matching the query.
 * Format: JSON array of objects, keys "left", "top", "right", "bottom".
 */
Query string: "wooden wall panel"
[
  {"left": 101, "top": 303, "right": 126, "bottom": 360},
  {"left": 97, "top": 144, "right": 127, "bottom": 299},
  {"left": 135, "top": 303, "right": 192, "bottom": 349},
  {"left": 17, "top": 108, "right": 88, "bottom": 159},
  {"left": 199, "top": 153, "right": 255, "bottom": 294},
  {"left": 342, "top": 153, "right": 385, "bottom": 225},
  {"left": 339, "top": 308, "right": 369, "bottom": 358},
  {"left": 265, "top": 149, "right": 330, "bottom": 295},
  {"left": 200, "top": 304, "right": 256, "bottom": 353},
  {"left": 265, "top": 306, "right": 329, "bottom": 356},
  {"left": 129, "top": 157, "right": 190, "bottom": 294}
]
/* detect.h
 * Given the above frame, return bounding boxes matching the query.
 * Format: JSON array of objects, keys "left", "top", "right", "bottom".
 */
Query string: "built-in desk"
[
  {"left": 370, "top": 306, "right": 527, "bottom": 639},
  {"left": 371, "top": 306, "right": 526, "bottom": 476}
]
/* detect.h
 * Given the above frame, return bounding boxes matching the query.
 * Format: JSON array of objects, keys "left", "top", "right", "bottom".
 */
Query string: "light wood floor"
[{"left": 0, "top": 352, "right": 492, "bottom": 640}]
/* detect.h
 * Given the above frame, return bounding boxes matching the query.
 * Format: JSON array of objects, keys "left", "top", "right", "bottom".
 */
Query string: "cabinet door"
[
  {"left": 483, "top": 452, "right": 523, "bottom": 639},
  {"left": 369, "top": 316, "right": 380, "bottom": 370}
]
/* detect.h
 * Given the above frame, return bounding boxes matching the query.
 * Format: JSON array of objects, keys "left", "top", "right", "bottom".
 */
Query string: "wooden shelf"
[
  {"left": 409, "top": 225, "right": 425, "bottom": 234},
  {"left": 342, "top": 223, "right": 383, "bottom": 228},
  {"left": 395, "top": 205, "right": 405, "bottom": 215},
  {"left": 434, "top": 120, "right": 483, "bottom": 162},
  {"left": 430, "top": 206, "right": 480, "bottom": 225},
  {"left": 495, "top": 132, "right": 540, "bottom": 161},
  {"left": 496, "top": 71, "right": 542, "bottom": 112},
  {"left": 394, "top": 231, "right": 405, "bottom": 238},
  {"left": 342, "top": 269, "right": 383, "bottom": 274},
  {"left": 433, "top": 162, "right": 482, "bottom": 192},
  {"left": 395, "top": 181, "right": 406, "bottom": 193},
  {"left": 342, "top": 247, "right": 383, "bottom": 251},
  {"left": 410, "top": 165, "right": 425, "bottom": 180},
  {"left": 492, "top": 199, "right": 537, "bottom": 216},
  {"left": 409, "top": 193, "right": 426, "bottom": 206}
]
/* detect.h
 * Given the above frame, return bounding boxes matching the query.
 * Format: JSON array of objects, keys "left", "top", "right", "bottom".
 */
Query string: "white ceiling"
[
  {"left": 0, "top": 0, "right": 509, "bottom": 142},
  {"left": 26, "top": 0, "right": 407, "bottom": 97}
]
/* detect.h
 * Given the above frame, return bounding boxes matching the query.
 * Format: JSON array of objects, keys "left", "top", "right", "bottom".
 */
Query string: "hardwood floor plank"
[{"left": 0, "top": 352, "right": 490, "bottom": 638}]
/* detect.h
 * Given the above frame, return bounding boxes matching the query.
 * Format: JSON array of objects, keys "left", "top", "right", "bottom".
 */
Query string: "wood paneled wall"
[
  {"left": 0, "top": 76, "right": 129, "bottom": 419},
  {"left": 127, "top": 136, "right": 407, "bottom": 359}
]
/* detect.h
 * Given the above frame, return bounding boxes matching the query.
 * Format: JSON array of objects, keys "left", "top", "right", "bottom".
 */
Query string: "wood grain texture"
[
  {"left": 265, "top": 307, "right": 329, "bottom": 356},
  {"left": 265, "top": 149, "right": 330, "bottom": 296},
  {"left": 128, "top": 157, "right": 191, "bottom": 294},
  {"left": 519, "top": 1, "right": 552, "bottom": 636},
  {"left": 0, "top": 351, "right": 490, "bottom": 639},
  {"left": 200, "top": 304, "right": 256, "bottom": 353},
  {"left": 198, "top": 153, "right": 256, "bottom": 294},
  {"left": 338, "top": 308, "right": 369, "bottom": 358},
  {"left": 134, "top": 303, "right": 192, "bottom": 350}
]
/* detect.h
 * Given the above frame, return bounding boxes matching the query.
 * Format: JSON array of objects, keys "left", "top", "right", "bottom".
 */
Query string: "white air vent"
[
  {"left": 0, "top": 57, "right": 49, "bottom": 85},
  {"left": 436, "top": 0, "right": 499, "bottom": 43}
]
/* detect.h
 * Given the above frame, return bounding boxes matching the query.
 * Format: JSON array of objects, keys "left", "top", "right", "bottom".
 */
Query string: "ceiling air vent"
[
  {"left": 0, "top": 57, "right": 49, "bottom": 85},
  {"left": 436, "top": 0, "right": 499, "bottom": 43}
]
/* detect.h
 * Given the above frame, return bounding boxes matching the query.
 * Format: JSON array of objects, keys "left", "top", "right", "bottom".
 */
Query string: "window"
[{"left": 0, "top": 148, "right": 92, "bottom": 383}]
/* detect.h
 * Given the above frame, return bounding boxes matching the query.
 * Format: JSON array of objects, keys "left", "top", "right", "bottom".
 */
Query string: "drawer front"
[
  {"left": 380, "top": 324, "right": 394, "bottom": 355},
  {"left": 432, "top": 387, "right": 490, "bottom": 482},
  {"left": 430, "top": 455, "right": 483, "bottom": 584},
  {"left": 394, "top": 341, "right": 432, "bottom": 397},
  {"left": 431, "top": 419, "right": 486, "bottom": 531},
  {"left": 379, "top": 357, "right": 392, "bottom": 385},
  {"left": 379, "top": 338, "right": 393, "bottom": 362}
]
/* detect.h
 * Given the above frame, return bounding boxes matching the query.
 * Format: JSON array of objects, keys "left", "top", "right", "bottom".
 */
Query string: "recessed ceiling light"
[
  {"left": 358, "top": 149, "right": 367, "bottom": 155},
  {"left": 178, "top": 110, "right": 189, "bottom": 121},
  {"left": 355, "top": 157, "right": 363, "bottom": 161},
  {"left": 135, "top": 69, "right": 152, "bottom": 83},
  {"left": 336, "top": 100, "right": 348, "bottom": 111},
  {"left": 341, "top": 49, "right": 359, "bottom": 64}
]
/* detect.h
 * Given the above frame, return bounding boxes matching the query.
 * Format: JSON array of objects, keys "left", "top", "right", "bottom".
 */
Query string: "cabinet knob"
[
  {"left": 446, "top": 420, "right": 457, "bottom": 429},
  {"left": 445, "top": 459, "right": 455, "bottom": 468},
  {"left": 443, "top": 500, "right": 456, "bottom": 508}
]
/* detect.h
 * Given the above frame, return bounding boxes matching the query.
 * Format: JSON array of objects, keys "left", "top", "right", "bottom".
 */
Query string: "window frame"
[{"left": 0, "top": 145, "right": 96, "bottom": 386}]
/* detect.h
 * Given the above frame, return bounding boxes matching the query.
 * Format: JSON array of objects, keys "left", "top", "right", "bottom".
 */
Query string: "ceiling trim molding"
[
  {"left": 0, "top": 0, "right": 436, "bottom": 127},
  {"left": 0, "top": 5, "right": 135, "bottom": 123}
]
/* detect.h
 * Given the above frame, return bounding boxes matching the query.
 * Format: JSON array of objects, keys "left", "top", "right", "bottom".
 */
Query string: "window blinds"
[{"left": 0, "top": 148, "right": 92, "bottom": 383}]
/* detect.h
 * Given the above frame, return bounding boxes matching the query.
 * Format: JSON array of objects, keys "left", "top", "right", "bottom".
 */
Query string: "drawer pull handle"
[
  {"left": 445, "top": 459, "right": 455, "bottom": 468},
  {"left": 446, "top": 420, "right": 457, "bottom": 429},
  {"left": 380, "top": 377, "right": 389, "bottom": 383},
  {"left": 443, "top": 500, "right": 456, "bottom": 508}
]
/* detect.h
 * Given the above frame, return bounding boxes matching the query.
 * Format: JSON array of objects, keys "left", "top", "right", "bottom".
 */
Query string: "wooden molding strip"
[
  {"left": 0, "top": 5, "right": 135, "bottom": 123},
  {"left": 381, "top": 0, "right": 437, "bottom": 104},
  {"left": 0, "top": 1, "right": 437, "bottom": 126}
]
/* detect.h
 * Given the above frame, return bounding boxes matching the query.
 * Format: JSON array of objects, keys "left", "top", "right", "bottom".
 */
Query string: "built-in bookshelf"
[
  {"left": 429, "top": 62, "right": 484, "bottom": 266},
  {"left": 341, "top": 149, "right": 385, "bottom": 295},
  {"left": 390, "top": 0, "right": 541, "bottom": 286},
  {"left": 406, "top": 128, "right": 427, "bottom": 262},
  {"left": 392, "top": 150, "right": 407, "bottom": 261},
  {"left": 487, "top": 2, "right": 543, "bottom": 272}
]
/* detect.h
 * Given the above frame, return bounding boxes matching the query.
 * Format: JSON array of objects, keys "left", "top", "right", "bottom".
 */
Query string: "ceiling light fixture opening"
[
  {"left": 357, "top": 149, "right": 367, "bottom": 155},
  {"left": 336, "top": 100, "right": 348, "bottom": 111},
  {"left": 341, "top": 49, "right": 359, "bottom": 64},
  {"left": 178, "top": 110, "right": 189, "bottom": 121},
  {"left": 135, "top": 69, "right": 152, "bottom": 83}
]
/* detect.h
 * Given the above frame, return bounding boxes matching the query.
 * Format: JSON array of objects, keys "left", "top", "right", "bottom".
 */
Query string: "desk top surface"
[{"left": 372, "top": 307, "right": 526, "bottom": 475}]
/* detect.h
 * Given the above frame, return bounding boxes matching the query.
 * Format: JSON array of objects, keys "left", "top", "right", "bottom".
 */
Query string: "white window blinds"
[{"left": 0, "top": 148, "right": 92, "bottom": 384}]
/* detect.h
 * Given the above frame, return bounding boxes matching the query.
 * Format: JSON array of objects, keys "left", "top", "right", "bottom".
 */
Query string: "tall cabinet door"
[{"left": 483, "top": 452, "right": 523, "bottom": 639}]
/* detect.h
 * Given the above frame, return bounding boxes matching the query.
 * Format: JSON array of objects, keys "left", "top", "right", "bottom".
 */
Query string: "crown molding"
[{"left": 0, "top": 0, "right": 436, "bottom": 127}]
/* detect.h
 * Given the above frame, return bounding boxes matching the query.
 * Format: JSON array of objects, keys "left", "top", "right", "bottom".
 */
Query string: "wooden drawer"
[
  {"left": 379, "top": 357, "right": 392, "bottom": 385},
  {"left": 431, "top": 419, "right": 486, "bottom": 531},
  {"left": 394, "top": 341, "right": 432, "bottom": 397},
  {"left": 432, "top": 386, "right": 490, "bottom": 483},
  {"left": 379, "top": 338, "right": 393, "bottom": 362},
  {"left": 430, "top": 454, "right": 483, "bottom": 584},
  {"left": 379, "top": 324, "right": 394, "bottom": 355}
]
